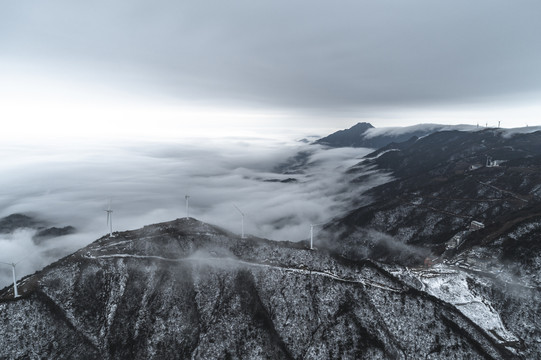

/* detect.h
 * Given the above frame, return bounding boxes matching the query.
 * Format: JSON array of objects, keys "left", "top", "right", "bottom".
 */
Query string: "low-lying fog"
[{"left": 0, "top": 136, "right": 391, "bottom": 288}]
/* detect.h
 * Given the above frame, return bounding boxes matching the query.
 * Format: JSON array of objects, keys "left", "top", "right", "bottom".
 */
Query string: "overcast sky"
[{"left": 1, "top": 0, "right": 541, "bottom": 141}]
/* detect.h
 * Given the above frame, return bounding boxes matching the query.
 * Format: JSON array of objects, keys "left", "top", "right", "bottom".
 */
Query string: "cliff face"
[{"left": 0, "top": 218, "right": 517, "bottom": 359}]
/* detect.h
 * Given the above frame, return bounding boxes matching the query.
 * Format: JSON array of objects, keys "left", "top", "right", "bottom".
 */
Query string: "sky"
[{"left": 1, "top": 0, "right": 541, "bottom": 141}]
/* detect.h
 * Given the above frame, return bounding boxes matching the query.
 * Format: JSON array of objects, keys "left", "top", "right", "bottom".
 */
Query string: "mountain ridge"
[
  {"left": 0, "top": 218, "right": 519, "bottom": 359},
  {"left": 314, "top": 122, "right": 478, "bottom": 149}
]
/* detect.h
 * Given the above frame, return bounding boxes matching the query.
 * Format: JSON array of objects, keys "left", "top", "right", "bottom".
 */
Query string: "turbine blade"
[{"left": 233, "top": 204, "right": 244, "bottom": 216}]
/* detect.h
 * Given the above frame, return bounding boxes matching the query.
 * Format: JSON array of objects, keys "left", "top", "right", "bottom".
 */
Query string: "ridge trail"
[{"left": 84, "top": 253, "right": 404, "bottom": 293}]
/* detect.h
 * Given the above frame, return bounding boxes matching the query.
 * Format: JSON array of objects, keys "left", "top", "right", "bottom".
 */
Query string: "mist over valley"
[{"left": 0, "top": 134, "right": 387, "bottom": 288}]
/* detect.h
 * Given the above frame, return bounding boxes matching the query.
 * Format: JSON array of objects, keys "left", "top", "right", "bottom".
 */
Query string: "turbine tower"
[
  {"left": 233, "top": 204, "right": 246, "bottom": 239},
  {"left": 185, "top": 195, "right": 190, "bottom": 219},
  {"left": 105, "top": 200, "right": 113, "bottom": 237},
  {"left": 310, "top": 223, "right": 323, "bottom": 250},
  {"left": 0, "top": 261, "right": 20, "bottom": 298}
]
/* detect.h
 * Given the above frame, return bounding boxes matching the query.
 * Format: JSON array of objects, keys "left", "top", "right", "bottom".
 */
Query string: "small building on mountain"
[{"left": 470, "top": 221, "right": 485, "bottom": 231}]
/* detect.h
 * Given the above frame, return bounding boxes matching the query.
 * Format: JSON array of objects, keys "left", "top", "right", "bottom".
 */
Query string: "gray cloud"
[{"left": 2, "top": 1, "right": 541, "bottom": 114}]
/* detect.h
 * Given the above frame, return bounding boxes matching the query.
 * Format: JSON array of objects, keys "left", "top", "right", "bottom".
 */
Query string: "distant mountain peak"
[
  {"left": 315, "top": 123, "right": 479, "bottom": 149},
  {"left": 0, "top": 213, "right": 42, "bottom": 233},
  {"left": 350, "top": 122, "right": 375, "bottom": 131},
  {"left": 0, "top": 213, "right": 76, "bottom": 243},
  {"left": 315, "top": 122, "right": 374, "bottom": 147}
]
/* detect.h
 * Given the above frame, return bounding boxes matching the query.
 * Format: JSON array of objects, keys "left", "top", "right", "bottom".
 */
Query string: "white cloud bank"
[{"left": 0, "top": 137, "right": 391, "bottom": 287}]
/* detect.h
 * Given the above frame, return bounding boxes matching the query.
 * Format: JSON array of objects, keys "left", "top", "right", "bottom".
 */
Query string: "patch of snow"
[
  {"left": 411, "top": 264, "right": 519, "bottom": 345},
  {"left": 362, "top": 124, "right": 478, "bottom": 139},
  {"left": 365, "top": 148, "right": 400, "bottom": 159}
]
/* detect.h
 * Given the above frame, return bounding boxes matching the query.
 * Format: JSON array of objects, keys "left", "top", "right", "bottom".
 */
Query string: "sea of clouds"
[{"left": 0, "top": 136, "right": 391, "bottom": 287}]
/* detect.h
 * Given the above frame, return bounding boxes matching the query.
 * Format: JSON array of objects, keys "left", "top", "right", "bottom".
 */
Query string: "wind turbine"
[
  {"left": 185, "top": 195, "right": 190, "bottom": 219},
  {"left": 310, "top": 223, "right": 323, "bottom": 250},
  {"left": 105, "top": 200, "right": 113, "bottom": 237},
  {"left": 233, "top": 204, "right": 246, "bottom": 239},
  {"left": 0, "top": 260, "right": 21, "bottom": 298}
]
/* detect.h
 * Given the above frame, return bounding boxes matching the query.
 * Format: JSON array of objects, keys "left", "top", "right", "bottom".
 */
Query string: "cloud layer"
[
  {"left": 2, "top": 1, "right": 541, "bottom": 122},
  {"left": 0, "top": 137, "right": 391, "bottom": 287}
]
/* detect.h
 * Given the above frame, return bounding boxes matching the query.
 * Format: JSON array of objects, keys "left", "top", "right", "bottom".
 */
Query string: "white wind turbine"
[
  {"left": 185, "top": 195, "right": 190, "bottom": 219},
  {"left": 310, "top": 223, "right": 323, "bottom": 250},
  {"left": 233, "top": 204, "right": 246, "bottom": 239},
  {"left": 0, "top": 260, "right": 22, "bottom": 298},
  {"left": 105, "top": 200, "right": 113, "bottom": 237}
]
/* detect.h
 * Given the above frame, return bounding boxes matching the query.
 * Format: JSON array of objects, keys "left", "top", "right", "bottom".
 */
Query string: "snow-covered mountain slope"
[
  {"left": 332, "top": 129, "right": 541, "bottom": 251},
  {"left": 323, "top": 128, "right": 541, "bottom": 358},
  {"left": 0, "top": 218, "right": 517, "bottom": 359},
  {"left": 314, "top": 122, "right": 478, "bottom": 149}
]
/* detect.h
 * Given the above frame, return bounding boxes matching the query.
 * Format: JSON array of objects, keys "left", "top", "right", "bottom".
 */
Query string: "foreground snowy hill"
[{"left": 0, "top": 218, "right": 518, "bottom": 359}]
